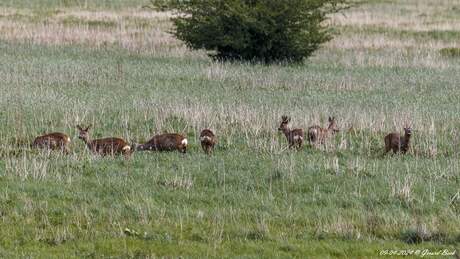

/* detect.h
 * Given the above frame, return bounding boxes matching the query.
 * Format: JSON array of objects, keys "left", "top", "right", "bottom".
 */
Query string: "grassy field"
[{"left": 0, "top": 0, "right": 459, "bottom": 257}]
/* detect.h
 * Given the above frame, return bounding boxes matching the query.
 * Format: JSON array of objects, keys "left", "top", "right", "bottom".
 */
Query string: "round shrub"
[{"left": 151, "top": 0, "right": 349, "bottom": 63}]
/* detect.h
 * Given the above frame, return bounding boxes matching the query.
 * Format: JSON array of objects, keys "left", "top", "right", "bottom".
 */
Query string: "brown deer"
[
  {"left": 76, "top": 125, "right": 132, "bottom": 157},
  {"left": 384, "top": 126, "right": 412, "bottom": 154},
  {"left": 32, "top": 132, "right": 71, "bottom": 154},
  {"left": 278, "top": 116, "right": 304, "bottom": 149},
  {"left": 308, "top": 117, "right": 339, "bottom": 146},
  {"left": 136, "top": 133, "right": 188, "bottom": 153},
  {"left": 200, "top": 129, "right": 217, "bottom": 154}
]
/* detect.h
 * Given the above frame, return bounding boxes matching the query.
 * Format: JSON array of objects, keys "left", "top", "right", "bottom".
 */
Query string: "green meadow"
[{"left": 0, "top": 0, "right": 459, "bottom": 257}]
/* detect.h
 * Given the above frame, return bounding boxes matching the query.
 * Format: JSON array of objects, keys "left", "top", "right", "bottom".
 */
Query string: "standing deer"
[
  {"left": 278, "top": 116, "right": 304, "bottom": 149},
  {"left": 200, "top": 129, "right": 217, "bottom": 154},
  {"left": 136, "top": 133, "right": 188, "bottom": 153},
  {"left": 308, "top": 117, "right": 339, "bottom": 146},
  {"left": 384, "top": 126, "right": 412, "bottom": 154},
  {"left": 76, "top": 125, "right": 132, "bottom": 157},
  {"left": 32, "top": 132, "right": 71, "bottom": 154}
]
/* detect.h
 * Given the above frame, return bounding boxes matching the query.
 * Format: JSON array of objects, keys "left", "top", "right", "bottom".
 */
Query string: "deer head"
[
  {"left": 76, "top": 125, "right": 91, "bottom": 142},
  {"left": 278, "top": 116, "right": 291, "bottom": 132},
  {"left": 328, "top": 117, "right": 339, "bottom": 133},
  {"left": 404, "top": 126, "right": 412, "bottom": 136}
]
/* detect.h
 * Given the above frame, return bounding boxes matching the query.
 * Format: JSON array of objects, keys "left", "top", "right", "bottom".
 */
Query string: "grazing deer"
[
  {"left": 136, "top": 133, "right": 188, "bottom": 153},
  {"left": 278, "top": 116, "right": 304, "bottom": 149},
  {"left": 308, "top": 117, "right": 339, "bottom": 146},
  {"left": 33, "top": 132, "right": 71, "bottom": 154},
  {"left": 384, "top": 126, "right": 412, "bottom": 154},
  {"left": 76, "top": 125, "right": 132, "bottom": 157},
  {"left": 200, "top": 129, "right": 217, "bottom": 154}
]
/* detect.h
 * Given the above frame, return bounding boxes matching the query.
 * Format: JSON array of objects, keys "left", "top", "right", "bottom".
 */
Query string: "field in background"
[{"left": 0, "top": 0, "right": 459, "bottom": 257}]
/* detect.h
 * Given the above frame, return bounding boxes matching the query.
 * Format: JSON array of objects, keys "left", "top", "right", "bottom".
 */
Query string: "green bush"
[{"left": 151, "top": 0, "right": 349, "bottom": 63}]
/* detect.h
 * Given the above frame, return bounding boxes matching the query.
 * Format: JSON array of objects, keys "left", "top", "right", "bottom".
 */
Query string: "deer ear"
[
  {"left": 329, "top": 117, "right": 333, "bottom": 122},
  {"left": 76, "top": 125, "right": 82, "bottom": 131},
  {"left": 85, "top": 125, "right": 91, "bottom": 131}
]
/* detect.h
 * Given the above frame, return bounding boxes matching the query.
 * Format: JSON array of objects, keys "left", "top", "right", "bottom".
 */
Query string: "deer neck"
[
  {"left": 327, "top": 123, "right": 335, "bottom": 134},
  {"left": 282, "top": 127, "right": 292, "bottom": 138},
  {"left": 403, "top": 133, "right": 411, "bottom": 144},
  {"left": 81, "top": 136, "right": 92, "bottom": 149}
]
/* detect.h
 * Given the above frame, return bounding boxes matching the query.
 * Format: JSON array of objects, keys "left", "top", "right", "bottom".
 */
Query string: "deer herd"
[{"left": 31, "top": 116, "right": 413, "bottom": 157}]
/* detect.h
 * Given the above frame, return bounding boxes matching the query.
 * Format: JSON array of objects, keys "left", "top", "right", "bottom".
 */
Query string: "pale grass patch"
[
  {"left": 321, "top": 215, "right": 361, "bottom": 240},
  {"left": 208, "top": 209, "right": 226, "bottom": 245},
  {"left": 346, "top": 157, "right": 366, "bottom": 177},
  {"left": 403, "top": 216, "right": 447, "bottom": 242},
  {"left": 56, "top": 9, "right": 175, "bottom": 21},
  {"left": 324, "top": 0, "right": 460, "bottom": 68},
  {"left": 0, "top": 19, "right": 184, "bottom": 55},
  {"left": 205, "top": 62, "right": 231, "bottom": 82},
  {"left": 331, "top": 0, "right": 460, "bottom": 31},
  {"left": 1, "top": 20, "right": 117, "bottom": 45},
  {"left": 327, "top": 34, "right": 460, "bottom": 50},
  {"left": 321, "top": 45, "right": 453, "bottom": 69},
  {"left": 0, "top": 7, "right": 193, "bottom": 57},
  {"left": 158, "top": 175, "right": 193, "bottom": 190},
  {"left": 123, "top": 197, "right": 153, "bottom": 225},
  {"left": 161, "top": 176, "right": 193, "bottom": 190},
  {"left": 5, "top": 154, "right": 49, "bottom": 181},
  {"left": 332, "top": 11, "right": 460, "bottom": 32},
  {"left": 389, "top": 174, "right": 416, "bottom": 203},
  {"left": 427, "top": 119, "right": 438, "bottom": 158},
  {"left": 274, "top": 155, "right": 297, "bottom": 183},
  {"left": 0, "top": 7, "right": 33, "bottom": 17},
  {"left": 36, "top": 226, "right": 75, "bottom": 245}
]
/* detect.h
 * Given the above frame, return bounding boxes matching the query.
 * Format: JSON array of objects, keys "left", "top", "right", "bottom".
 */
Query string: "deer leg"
[
  {"left": 63, "top": 146, "right": 70, "bottom": 155},
  {"left": 384, "top": 147, "right": 390, "bottom": 154},
  {"left": 123, "top": 150, "right": 131, "bottom": 159},
  {"left": 297, "top": 140, "right": 302, "bottom": 150},
  {"left": 202, "top": 144, "right": 210, "bottom": 154}
]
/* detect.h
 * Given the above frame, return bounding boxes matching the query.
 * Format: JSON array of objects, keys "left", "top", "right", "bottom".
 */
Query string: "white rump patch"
[
  {"left": 67, "top": 136, "right": 71, "bottom": 142},
  {"left": 181, "top": 138, "right": 188, "bottom": 146},
  {"left": 294, "top": 135, "right": 302, "bottom": 140},
  {"left": 200, "top": 136, "right": 211, "bottom": 142},
  {"left": 122, "top": 145, "right": 131, "bottom": 151}
]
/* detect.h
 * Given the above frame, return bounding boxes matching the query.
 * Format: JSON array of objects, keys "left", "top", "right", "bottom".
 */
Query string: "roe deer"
[
  {"left": 77, "top": 125, "right": 132, "bottom": 157},
  {"left": 200, "top": 129, "right": 217, "bottom": 154},
  {"left": 384, "top": 126, "right": 412, "bottom": 154},
  {"left": 33, "top": 132, "right": 71, "bottom": 154},
  {"left": 278, "top": 115, "right": 304, "bottom": 149},
  {"left": 308, "top": 116, "right": 339, "bottom": 146},
  {"left": 136, "top": 133, "right": 188, "bottom": 153}
]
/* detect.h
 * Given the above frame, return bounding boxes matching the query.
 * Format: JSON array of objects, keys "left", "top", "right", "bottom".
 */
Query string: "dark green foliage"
[
  {"left": 440, "top": 47, "right": 460, "bottom": 58},
  {"left": 151, "top": 0, "right": 348, "bottom": 63}
]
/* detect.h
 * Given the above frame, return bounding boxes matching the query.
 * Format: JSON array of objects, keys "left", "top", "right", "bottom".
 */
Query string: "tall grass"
[{"left": 0, "top": 0, "right": 459, "bottom": 257}]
